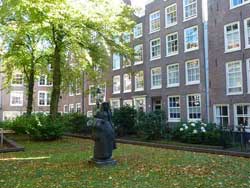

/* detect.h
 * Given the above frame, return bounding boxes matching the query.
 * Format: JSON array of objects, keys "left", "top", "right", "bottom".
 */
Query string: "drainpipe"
[{"left": 202, "top": 0, "right": 210, "bottom": 123}]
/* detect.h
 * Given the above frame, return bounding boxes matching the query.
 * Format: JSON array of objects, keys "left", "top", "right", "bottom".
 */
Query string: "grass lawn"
[{"left": 0, "top": 136, "right": 250, "bottom": 188}]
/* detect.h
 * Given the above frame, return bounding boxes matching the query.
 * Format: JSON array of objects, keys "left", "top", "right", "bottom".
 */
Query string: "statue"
[{"left": 90, "top": 102, "right": 117, "bottom": 166}]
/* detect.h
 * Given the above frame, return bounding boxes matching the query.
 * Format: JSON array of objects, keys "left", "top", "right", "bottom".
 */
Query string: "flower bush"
[{"left": 173, "top": 122, "right": 222, "bottom": 145}]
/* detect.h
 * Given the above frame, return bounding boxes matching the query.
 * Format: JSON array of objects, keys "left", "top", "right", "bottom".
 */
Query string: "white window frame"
[
  {"left": 89, "top": 85, "right": 96, "bottom": 106},
  {"left": 150, "top": 38, "right": 161, "bottom": 61},
  {"left": 38, "top": 91, "right": 50, "bottom": 107},
  {"left": 247, "top": 58, "right": 250, "bottom": 93},
  {"left": 213, "top": 104, "right": 230, "bottom": 126},
  {"left": 184, "top": 25, "right": 199, "bottom": 52},
  {"left": 165, "top": 3, "right": 177, "bottom": 28},
  {"left": 112, "top": 53, "right": 121, "bottom": 70},
  {"left": 226, "top": 61, "right": 243, "bottom": 95},
  {"left": 113, "top": 75, "right": 121, "bottom": 94},
  {"left": 69, "top": 104, "right": 74, "bottom": 113},
  {"left": 123, "top": 73, "right": 132, "bottom": 93},
  {"left": 110, "top": 98, "right": 121, "bottom": 110},
  {"left": 167, "top": 63, "right": 180, "bottom": 88},
  {"left": 134, "top": 23, "right": 143, "bottom": 39},
  {"left": 134, "top": 71, "right": 144, "bottom": 92},
  {"left": 151, "top": 67, "right": 162, "bottom": 90},
  {"left": 76, "top": 103, "right": 81, "bottom": 113},
  {"left": 64, "top": 105, "right": 69, "bottom": 113},
  {"left": 11, "top": 73, "right": 23, "bottom": 86},
  {"left": 224, "top": 21, "right": 241, "bottom": 53},
  {"left": 123, "top": 99, "right": 133, "bottom": 107},
  {"left": 69, "top": 84, "right": 74, "bottom": 96},
  {"left": 149, "top": 10, "right": 160, "bottom": 33},
  {"left": 230, "top": 0, "right": 250, "bottom": 9},
  {"left": 133, "top": 96, "right": 146, "bottom": 112},
  {"left": 187, "top": 94, "right": 201, "bottom": 121},
  {"left": 244, "top": 18, "right": 250, "bottom": 49},
  {"left": 38, "top": 75, "right": 52, "bottom": 87},
  {"left": 234, "top": 103, "right": 250, "bottom": 130},
  {"left": 168, "top": 96, "right": 181, "bottom": 122},
  {"left": 185, "top": 59, "right": 200, "bottom": 85},
  {"left": 183, "top": 0, "right": 197, "bottom": 22},
  {"left": 166, "top": 32, "right": 178, "bottom": 57},
  {"left": 10, "top": 91, "right": 23, "bottom": 106},
  {"left": 134, "top": 44, "right": 143, "bottom": 65}
]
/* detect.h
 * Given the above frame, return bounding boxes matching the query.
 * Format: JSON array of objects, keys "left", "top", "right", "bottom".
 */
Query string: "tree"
[
  {"left": 0, "top": 0, "right": 135, "bottom": 118},
  {"left": 0, "top": 2, "right": 50, "bottom": 115}
]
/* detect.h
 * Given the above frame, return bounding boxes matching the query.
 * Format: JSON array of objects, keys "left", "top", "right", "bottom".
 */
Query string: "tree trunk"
[
  {"left": 26, "top": 62, "right": 35, "bottom": 115},
  {"left": 50, "top": 27, "right": 63, "bottom": 118}
]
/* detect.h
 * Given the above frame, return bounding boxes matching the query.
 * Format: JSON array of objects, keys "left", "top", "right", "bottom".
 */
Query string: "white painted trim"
[
  {"left": 183, "top": 0, "right": 198, "bottom": 22},
  {"left": 166, "top": 32, "right": 179, "bottom": 57},
  {"left": 233, "top": 103, "right": 250, "bottom": 131},
  {"left": 149, "top": 10, "right": 161, "bottom": 34},
  {"left": 244, "top": 18, "right": 250, "bottom": 49},
  {"left": 229, "top": 0, "right": 250, "bottom": 9},
  {"left": 63, "top": 105, "right": 69, "bottom": 113},
  {"left": 134, "top": 71, "right": 144, "bottom": 92},
  {"left": 113, "top": 75, "right": 121, "bottom": 94},
  {"left": 168, "top": 95, "right": 181, "bottom": 122},
  {"left": 224, "top": 21, "right": 241, "bottom": 53},
  {"left": 150, "top": 38, "right": 161, "bottom": 61},
  {"left": 166, "top": 63, "right": 180, "bottom": 88},
  {"left": 213, "top": 104, "right": 230, "bottom": 126},
  {"left": 133, "top": 23, "right": 143, "bottom": 39},
  {"left": 165, "top": 3, "right": 177, "bottom": 28},
  {"left": 37, "top": 91, "right": 50, "bottom": 107},
  {"left": 134, "top": 44, "right": 143, "bottom": 65},
  {"left": 247, "top": 58, "right": 250, "bottom": 94},
  {"left": 185, "top": 59, "right": 200, "bottom": 85},
  {"left": 123, "top": 73, "right": 132, "bottom": 93},
  {"left": 10, "top": 91, "right": 23, "bottom": 107},
  {"left": 186, "top": 93, "right": 202, "bottom": 122},
  {"left": 151, "top": 67, "right": 162, "bottom": 90},
  {"left": 184, "top": 25, "right": 199, "bottom": 52}
]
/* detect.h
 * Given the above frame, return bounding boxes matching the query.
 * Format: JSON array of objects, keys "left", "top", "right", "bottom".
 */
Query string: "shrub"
[
  {"left": 136, "top": 110, "right": 166, "bottom": 140},
  {"left": 9, "top": 114, "right": 65, "bottom": 141},
  {"left": 62, "top": 113, "right": 90, "bottom": 134},
  {"left": 173, "top": 122, "right": 222, "bottom": 146},
  {"left": 112, "top": 106, "right": 137, "bottom": 136}
]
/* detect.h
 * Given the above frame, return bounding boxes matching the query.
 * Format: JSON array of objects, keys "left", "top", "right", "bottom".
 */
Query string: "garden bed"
[
  {"left": 0, "top": 136, "right": 24, "bottom": 153},
  {"left": 65, "top": 133, "right": 250, "bottom": 158}
]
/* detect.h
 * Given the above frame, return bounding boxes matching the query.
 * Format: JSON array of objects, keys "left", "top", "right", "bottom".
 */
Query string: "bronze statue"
[{"left": 91, "top": 102, "right": 117, "bottom": 166}]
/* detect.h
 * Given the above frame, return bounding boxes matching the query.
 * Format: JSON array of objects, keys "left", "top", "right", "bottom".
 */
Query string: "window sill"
[
  {"left": 165, "top": 23, "right": 177, "bottom": 29},
  {"left": 134, "top": 61, "right": 143, "bottom": 65},
  {"left": 134, "top": 35, "right": 143, "bottom": 39},
  {"left": 151, "top": 86, "right": 162, "bottom": 90},
  {"left": 226, "top": 92, "right": 243, "bottom": 96},
  {"left": 183, "top": 15, "right": 197, "bottom": 22},
  {"left": 10, "top": 105, "right": 23, "bottom": 107},
  {"left": 123, "top": 90, "right": 131, "bottom": 93},
  {"left": 224, "top": 48, "right": 241, "bottom": 54},
  {"left": 150, "top": 57, "right": 161, "bottom": 61},
  {"left": 166, "top": 53, "right": 178, "bottom": 57},
  {"left": 168, "top": 119, "right": 181, "bottom": 123},
  {"left": 186, "top": 82, "right": 200, "bottom": 86},
  {"left": 149, "top": 29, "right": 160, "bottom": 34},
  {"left": 184, "top": 47, "right": 199, "bottom": 53},
  {"left": 167, "top": 84, "right": 180, "bottom": 88},
  {"left": 134, "top": 89, "right": 144, "bottom": 92}
]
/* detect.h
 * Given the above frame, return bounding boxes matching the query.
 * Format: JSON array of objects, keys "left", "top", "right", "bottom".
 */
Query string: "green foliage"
[
  {"left": 8, "top": 114, "right": 65, "bottom": 141},
  {"left": 173, "top": 122, "right": 223, "bottom": 146},
  {"left": 112, "top": 106, "right": 137, "bottom": 136},
  {"left": 62, "top": 113, "right": 90, "bottom": 134},
  {"left": 136, "top": 111, "right": 166, "bottom": 140}
]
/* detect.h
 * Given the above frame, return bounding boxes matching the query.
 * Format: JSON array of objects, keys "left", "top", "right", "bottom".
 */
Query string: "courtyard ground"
[{"left": 0, "top": 136, "right": 250, "bottom": 188}]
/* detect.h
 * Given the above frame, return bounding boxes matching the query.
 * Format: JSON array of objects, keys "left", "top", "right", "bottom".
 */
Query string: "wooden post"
[{"left": 0, "top": 128, "right": 3, "bottom": 147}]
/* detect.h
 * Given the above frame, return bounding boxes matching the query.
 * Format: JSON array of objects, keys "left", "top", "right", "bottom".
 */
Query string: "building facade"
[{"left": 0, "top": 0, "right": 250, "bottom": 131}]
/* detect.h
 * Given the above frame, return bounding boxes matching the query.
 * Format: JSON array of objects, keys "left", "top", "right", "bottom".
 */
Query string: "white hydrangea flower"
[
  {"left": 193, "top": 129, "right": 198, "bottom": 134},
  {"left": 180, "top": 128, "right": 184, "bottom": 132},
  {"left": 182, "top": 124, "right": 187, "bottom": 127},
  {"left": 191, "top": 123, "right": 196, "bottom": 127},
  {"left": 184, "top": 125, "right": 188, "bottom": 130}
]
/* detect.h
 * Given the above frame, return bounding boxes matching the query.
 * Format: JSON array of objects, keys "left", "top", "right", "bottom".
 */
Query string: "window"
[
  {"left": 134, "top": 23, "right": 143, "bottom": 38},
  {"left": 165, "top": 4, "right": 177, "bottom": 27},
  {"left": 123, "top": 100, "right": 133, "bottom": 107},
  {"left": 89, "top": 85, "right": 96, "bottom": 105},
  {"left": 183, "top": 0, "right": 197, "bottom": 21},
  {"left": 123, "top": 74, "right": 131, "bottom": 93},
  {"left": 110, "top": 99, "right": 120, "bottom": 110},
  {"left": 247, "top": 59, "right": 250, "bottom": 93},
  {"left": 214, "top": 105, "right": 229, "bottom": 127},
  {"left": 184, "top": 26, "right": 199, "bottom": 52},
  {"left": 234, "top": 104, "right": 250, "bottom": 128},
  {"left": 151, "top": 67, "right": 162, "bottom": 89},
  {"left": 150, "top": 38, "right": 161, "bottom": 60},
  {"left": 69, "top": 85, "right": 74, "bottom": 96},
  {"left": 3, "top": 111, "right": 22, "bottom": 121},
  {"left": 167, "top": 64, "right": 180, "bottom": 87},
  {"left": 38, "top": 91, "right": 50, "bottom": 106},
  {"left": 226, "top": 61, "right": 243, "bottom": 95},
  {"left": 39, "top": 75, "right": 52, "bottom": 86},
  {"left": 76, "top": 103, "right": 81, "bottom": 113},
  {"left": 135, "top": 71, "right": 144, "bottom": 91},
  {"left": 134, "top": 97, "right": 146, "bottom": 112},
  {"left": 69, "top": 104, "right": 74, "bottom": 113},
  {"left": 186, "top": 59, "right": 200, "bottom": 85},
  {"left": 112, "top": 53, "right": 120, "bottom": 70},
  {"left": 244, "top": 18, "right": 250, "bottom": 48},
  {"left": 123, "top": 56, "right": 131, "bottom": 68},
  {"left": 168, "top": 96, "right": 181, "bottom": 122},
  {"left": 64, "top": 105, "right": 69, "bottom": 113},
  {"left": 11, "top": 73, "right": 23, "bottom": 86},
  {"left": 88, "top": 85, "right": 106, "bottom": 105},
  {"left": 123, "top": 32, "right": 130, "bottom": 43},
  {"left": 134, "top": 44, "right": 143, "bottom": 65},
  {"left": 10, "top": 91, "right": 23, "bottom": 106},
  {"left": 230, "top": 0, "right": 250, "bottom": 9},
  {"left": 166, "top": 32, "right": 178, "bottom": 56},
  {"left": 150, "top": 10, "right": 160, "bottom": 33},
  {"left": 87, "top": 111, "right": 93, "bottom": 117},
  {"left": 113, "top": 75, "right": 121, "bottom": 94},
  {"left": 224, "top": 22, "right": 241, "bottom": 52},
  {"left": 187, "top": 94, "right": 201, "bottom": 121}
]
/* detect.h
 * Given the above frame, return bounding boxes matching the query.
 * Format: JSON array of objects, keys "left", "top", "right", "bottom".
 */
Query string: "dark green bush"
[
  {"left": 172, "top": 122, "right": 224, "bottom": 146},
  {"left": 9, "top": 114, "right": 65, "bottom": 141},
  {"left": 112, "top": 106, "right": 137, "bottom": 136},
  {"left": 62, "top": 113, "right": 90, "bottom": 134},
  {"left": 136, "top": 110, "right": 166, "bottom": 140}
]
